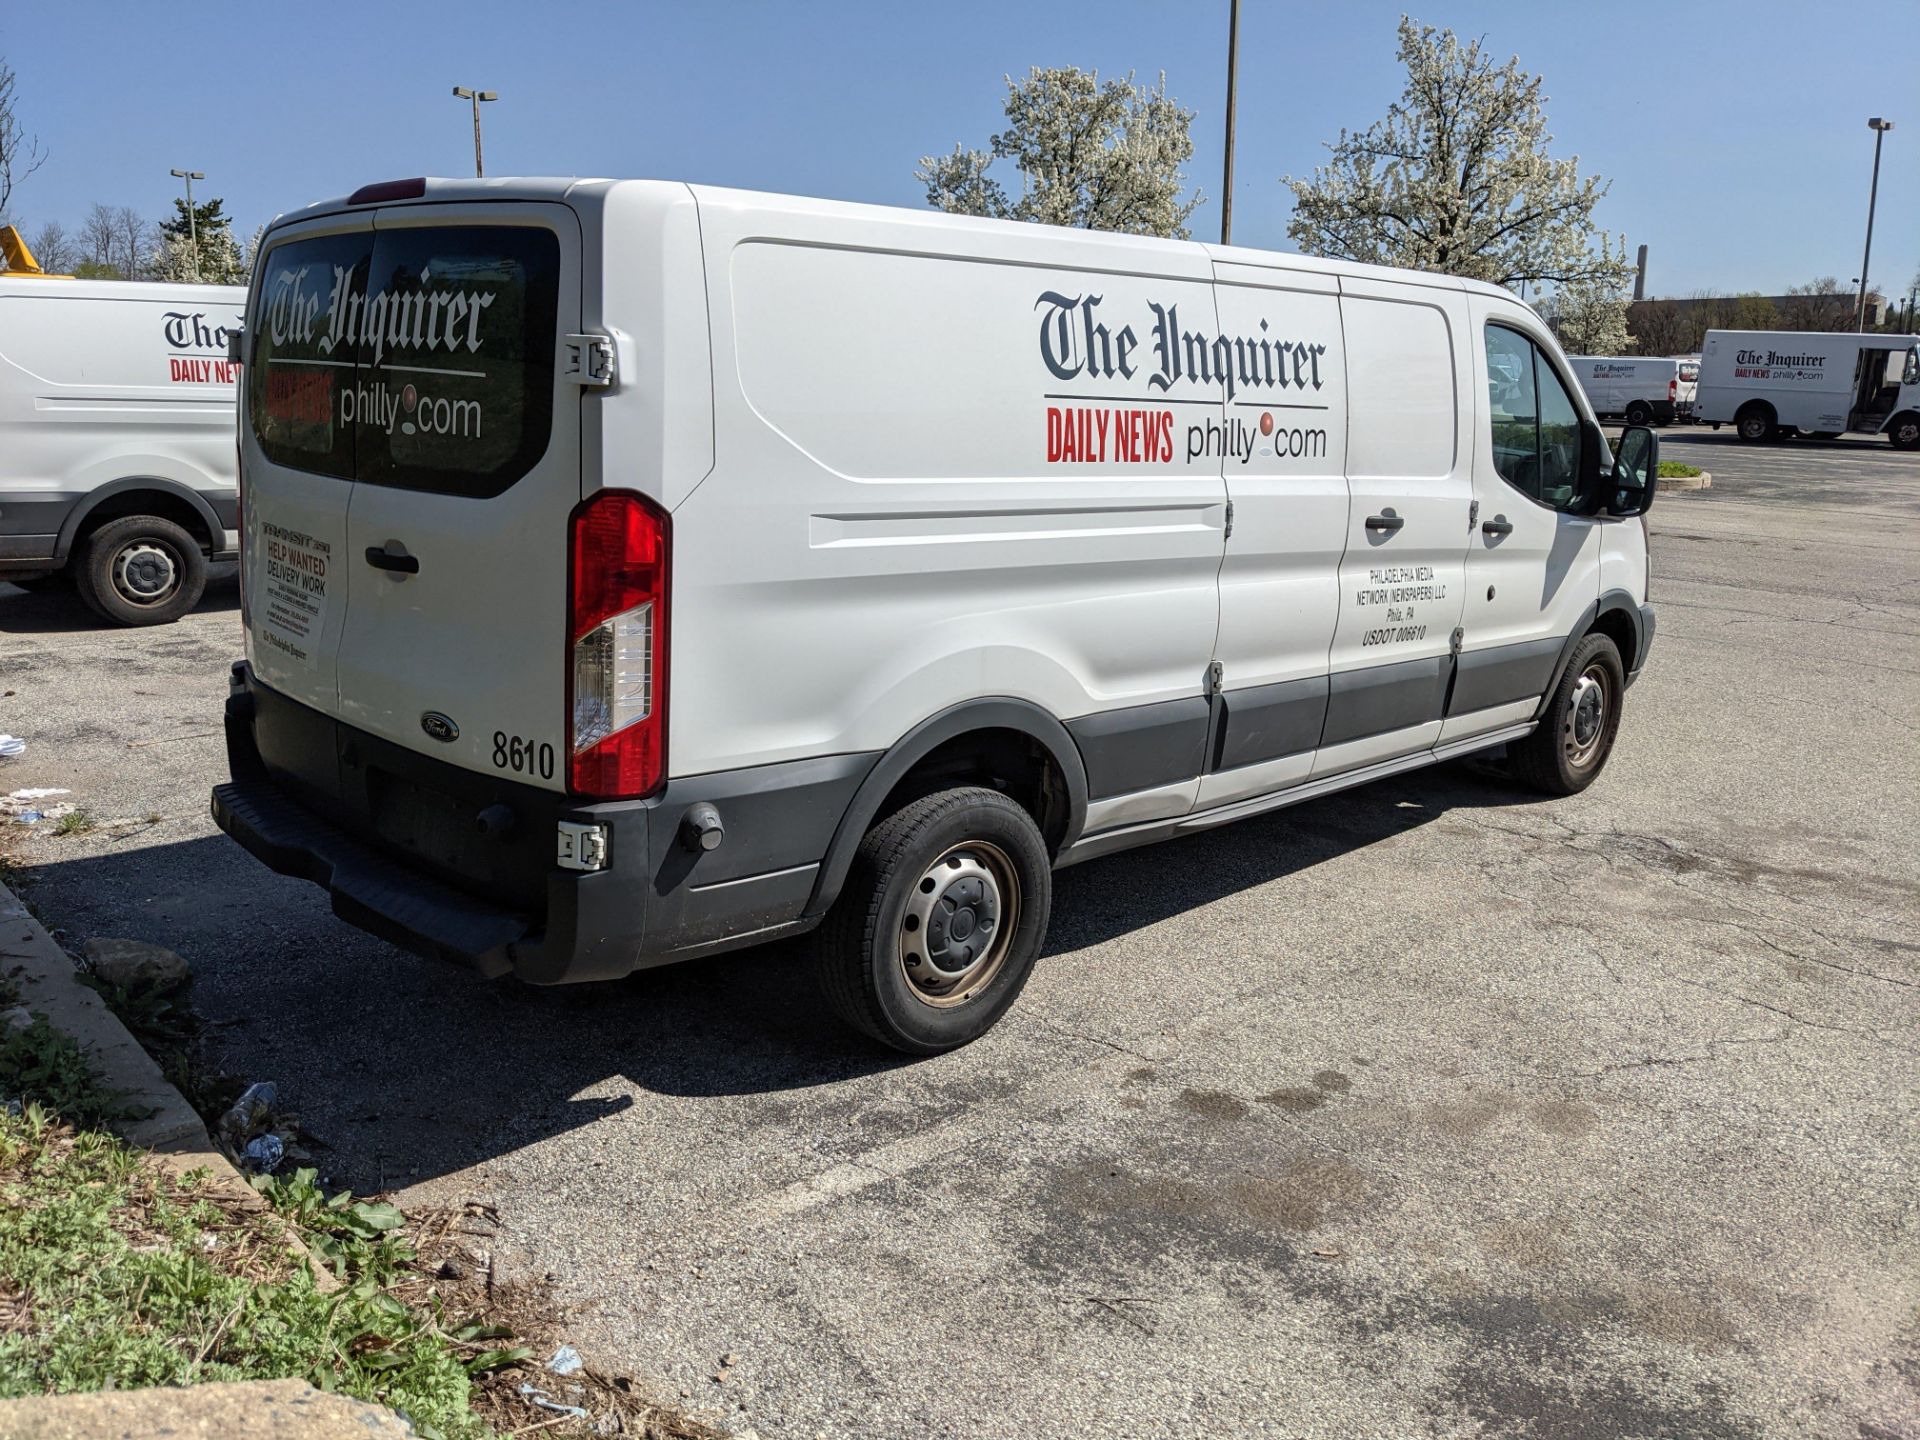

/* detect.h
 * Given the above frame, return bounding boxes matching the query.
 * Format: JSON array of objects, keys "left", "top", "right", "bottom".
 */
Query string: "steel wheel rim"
[
  {"left": 898, "top": 840, "right": 1020, "bottom": 1008},
  {"left": 111, "top": 540, "right": 182, "bottom": 608},
  {"left": 1897, "top": 420, "right": 1919, "bottom": 446},
  {"left": 1562, "top": 663, "right": 1611, "bottom": 770}
]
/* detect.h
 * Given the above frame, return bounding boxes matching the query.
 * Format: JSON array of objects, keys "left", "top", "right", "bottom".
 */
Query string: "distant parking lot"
[{"left": 3, "top": 430, "right": 1916, "bottom": 1439}]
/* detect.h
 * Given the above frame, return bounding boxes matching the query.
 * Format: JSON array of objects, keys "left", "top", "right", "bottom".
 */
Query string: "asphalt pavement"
[{"left": 2, "top": 427, "right": 1916, "bottom": 1440}]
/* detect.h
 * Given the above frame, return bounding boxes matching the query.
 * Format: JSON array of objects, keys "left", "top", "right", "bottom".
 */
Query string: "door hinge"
[
  {"left": 1450, "top": 626, "right": 1464, "bottom": 655},
  {"left": 1468, "top": 499, "right": 1480, "bottom": 529},
  {"left": 1223, "top": 501, "right": 1234, "bottom": 540},
  {"left": 1206, "top": 660, "right": 1224, "bottom": 695},
  {"left": 562, "top": 333, "right": 617, "bottom": 388}
]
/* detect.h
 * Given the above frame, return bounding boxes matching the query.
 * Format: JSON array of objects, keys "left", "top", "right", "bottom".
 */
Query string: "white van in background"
[
  {"left": 1568, "top": 356, "right": 1689, "bottom": 426},
  {"left": 1676, "top": 357, "right": 1700, "bottom": 415},
  {"left": 212, "top": 177, "right": 1659, "bottom": 1053},
  {"left": 0, "top": 276, "right": 248, "bottom": 622},
  {"left": 1695, "top": 329, "right": 1920, "bottom": 447}
]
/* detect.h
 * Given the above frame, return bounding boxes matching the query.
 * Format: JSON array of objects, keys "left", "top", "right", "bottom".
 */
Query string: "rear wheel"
[
  {"left": 1624, "top": 401, "right": 1654, "bottom": 428},
  {"left": 74, "top": 515, "right": 207, "bottom": 626},
  {"left": 1735, "top": 403, "right": 1777, "bottom": 443},
  {"left": 1508, "top": 634, "right": 1626, "bottom": 796},
  {"left": 815, "top": 787, "right": 1051, "bottom": 1054},
  {"left": 1890, "top": 414, "right": 1920, "bottom": 451}
]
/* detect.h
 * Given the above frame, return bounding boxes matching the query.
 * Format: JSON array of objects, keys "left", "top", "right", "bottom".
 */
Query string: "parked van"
[
  {"left": 1695, "top": 329, "right": 1920, "bottom": 447},
  {"left": 211, "top": 177, "right": 1659, "bottom": 1053},
  {"left": 1568, "top": 355, "right": 1688, "bottom": 426},
  {"left": 0, "top": 276, "right": 248, "bottom": 622},
  {"left": 1675, "top": 357, "right": 1700, "bottom": 415}
]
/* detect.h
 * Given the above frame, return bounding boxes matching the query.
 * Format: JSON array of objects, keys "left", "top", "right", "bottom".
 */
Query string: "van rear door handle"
[
  {"left": 1364, "top": 513, "right": 1405, "bottom": 533},
  {"left": 364, "top": 545, "right": 419, "bottom": 575},
  {"left": 1481, "top": 518, "right": 1514, "bottom": 537}
]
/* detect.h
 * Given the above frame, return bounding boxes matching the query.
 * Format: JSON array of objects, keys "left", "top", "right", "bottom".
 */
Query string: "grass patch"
[
  {"left": 0, "top": 1018, "right": 144, "bottom": 1130},
  {"left": 1657, "top": 460, "right": 1703, "bottom": 478},
  {"left": 52, "top": 809, "right": 94, "bottom": 837}
]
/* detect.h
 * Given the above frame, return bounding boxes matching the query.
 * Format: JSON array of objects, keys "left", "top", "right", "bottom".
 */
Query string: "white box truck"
[
  {"left": 211, "top": 176, "right": 1659, "bottom": 1052},
  {"left": 0, "top": 275, "right": 248, "bottom": 622},
  {"left": 1695, "top": 329, "right": 1920, "bottom": 447},
  {"left": 1567, "top": 356, "right": 1689, "bottom": 426}
]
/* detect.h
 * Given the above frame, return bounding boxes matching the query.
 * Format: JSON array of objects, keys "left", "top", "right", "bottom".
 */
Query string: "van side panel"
[{"left": 675, "top": 192, "right": 1228, "bottom": 792}]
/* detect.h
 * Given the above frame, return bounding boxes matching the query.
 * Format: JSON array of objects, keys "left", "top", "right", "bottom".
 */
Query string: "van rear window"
[
  {"left": 247, "top": 224, "right": 558, "bottom": 497},
  {"left": 355, "top": 226, "right": 559, "bottom": 498},
  {"left": 250, "top": 232, "right": 372, "bottom": 480}
]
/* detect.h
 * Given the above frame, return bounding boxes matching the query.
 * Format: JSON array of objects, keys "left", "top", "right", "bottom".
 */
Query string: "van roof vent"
[{"left": 347, "top": 178, "right": 428, "bottom": 206}]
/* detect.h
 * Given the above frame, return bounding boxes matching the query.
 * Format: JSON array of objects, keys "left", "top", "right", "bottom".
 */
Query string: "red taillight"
[
  {"left": 1669, "top": 379, "right": 1677, "bottom": 402},
  {"left": 566, "top": 490, "right": 669, "bottom": 799}
]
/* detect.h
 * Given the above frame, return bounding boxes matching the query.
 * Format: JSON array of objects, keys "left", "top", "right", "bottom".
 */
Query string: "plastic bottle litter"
[
  {"left": 0, "top": 736, "right": 24, "bottom": 758},
  {"left": 517, "top": 1384, "right": 588, "bottom": 1420},
  {"left": 218, "top": 1081, "right": 278, "bottom": 1143},
  {"left": 547, "top": 1344, "right": 585, "bottom": 1376},
  {"left": 241, "top": 1133, "right": 285, "bottom": 1173}
]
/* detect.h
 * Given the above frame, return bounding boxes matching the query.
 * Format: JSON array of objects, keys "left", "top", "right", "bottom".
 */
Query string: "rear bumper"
[{"left": 213, "top": 663, "right": 873, "bottom": 984}]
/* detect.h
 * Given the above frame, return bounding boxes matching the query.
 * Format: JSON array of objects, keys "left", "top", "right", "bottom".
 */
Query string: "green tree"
[
  {"left": 918, "top": 67, "right": 1203, "bottom": 238},
  {"left": 1283, "top": 19, "right": 1630, "bottom": 293},
  {"left": 152, "top": 194, "right": 246, "bottom": 284}
]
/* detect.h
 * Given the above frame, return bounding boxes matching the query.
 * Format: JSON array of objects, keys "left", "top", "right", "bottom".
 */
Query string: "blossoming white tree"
[
  {"left": 918, "top": 67, "right": 1203, "bottom": 239},
  {"left": 1284, "top": 18, "right": 1631, "bottom": 306}
]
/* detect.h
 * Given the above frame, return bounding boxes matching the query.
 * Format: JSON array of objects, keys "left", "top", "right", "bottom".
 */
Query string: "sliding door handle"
[
  {"left": 364, "top": 545, "right": 419, "bottom": 575},
  {"left": 1364, "top": 513, "right": 1405, "bottom": 534}
]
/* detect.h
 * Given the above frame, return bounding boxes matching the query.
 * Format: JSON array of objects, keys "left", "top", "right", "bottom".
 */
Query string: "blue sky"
[{"left": 4, "top": 0, "right": 1916, "bottom": 302}]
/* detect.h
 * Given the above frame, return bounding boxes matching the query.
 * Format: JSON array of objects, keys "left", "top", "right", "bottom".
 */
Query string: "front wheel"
[
  {"left": 74, "top": 515, "right": 207, "bottom": 626},
  {"left": 815, "top": 787, "right": 1052, "bottom": 1054},
  {"left": 1889, "top": 414, "right": 1920, "bottom": 451},
  {"left": 1509, "top": 634, "right": 1626, "bottom": 796}
]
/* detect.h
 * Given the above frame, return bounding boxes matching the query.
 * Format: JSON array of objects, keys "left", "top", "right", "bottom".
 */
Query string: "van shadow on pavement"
[
  {"left": 15, "top": 760, "right": 1547, "bottom": 1193},
  {"left": 0, "top": 570, "right": 240, "bottom": 636}
]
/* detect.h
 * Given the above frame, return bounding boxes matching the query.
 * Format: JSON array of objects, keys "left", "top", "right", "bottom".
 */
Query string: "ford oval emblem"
[{"left": 420, "top": 712, "right": 459, "bottom": 744}]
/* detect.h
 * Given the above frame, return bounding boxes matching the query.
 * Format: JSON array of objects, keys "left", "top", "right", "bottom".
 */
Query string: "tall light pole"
[
  {"left": 1220, "top": 0, "right": 1240, "bottom": 246},
  {"left": 1857, "top": 117, "right": 1893, "bottom": 332},
  {"left": 452, "top": 87, "right": 498, "bottom": 178},
  {"left": 169, "top": 168, "right": 204, "bottom": 283}
]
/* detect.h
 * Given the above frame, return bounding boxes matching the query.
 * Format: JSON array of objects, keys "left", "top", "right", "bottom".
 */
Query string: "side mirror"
[{"left": 1609, "top": 425, "right": 1659, "bottom": 517}]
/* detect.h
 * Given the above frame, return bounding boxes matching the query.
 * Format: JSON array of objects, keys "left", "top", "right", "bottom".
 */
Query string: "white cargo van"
[
  {"left": 1695, "top": 329, "right": 1920, "bottom": 447},
  {"left": 0, "top": 276, "right": 248, "bottom": 622},
  {"left": 211, "top": 177, "right": 1658, "bottom": 1053},
  {"left": 1568, "top": 356, "right": 1688, "bottom": 426},
  {"left": 1675, "top": 357, "right": 1700, "bottom": 416}
]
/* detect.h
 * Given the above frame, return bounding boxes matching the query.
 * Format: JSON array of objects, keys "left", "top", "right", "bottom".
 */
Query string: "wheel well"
[
  {"left": 1736, "top": 399, "right": 1775, "bottom": 423},
  {"left": 871, "top": 727, "right": 1072, "bottom": 855},
  {"left": 72, "top": 489, "right": 215, "bottom": 555},
  {"left": 1589, "top": 606, "right": 1638, "bottom": 674}
]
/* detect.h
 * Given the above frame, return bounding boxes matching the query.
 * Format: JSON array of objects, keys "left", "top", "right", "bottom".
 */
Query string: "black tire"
[
  {"left": 1508, "top": 634, "right": 1626, "bottom": 796},
  {"left": 815, "top": 787, "right": 1052, "bottom": 1054},
  {"left": 1624, "top": 401, "right": 1654, "bottom": 428},
  {"left": 1889, "top": 414, "right": 1920, "bottom": 452},
  {"left": 74, "top": 515, "right": 207, "bottom": 626},
  {"left": 1735, "top": 403, "right": 1776, "bottom": 443}
]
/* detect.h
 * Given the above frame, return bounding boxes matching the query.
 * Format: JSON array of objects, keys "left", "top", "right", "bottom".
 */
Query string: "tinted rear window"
[
  {"left": 250, "top": 231, "right": 372, "bottom": 480},
  {"left": 356, "top": 226, "right": 559, "bottom": 498},
  {"left": 247, "top": 224, "right": 559, "bottom": 498}
]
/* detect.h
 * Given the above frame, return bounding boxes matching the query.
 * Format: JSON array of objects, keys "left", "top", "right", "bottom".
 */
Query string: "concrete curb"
[
  {"left": 0, "top": 877, "right": 337, "bottom": 1291},
  {"left": 0, "top": 1378, "right": 414, "bottom": 1438},
  {"left": 1, "top": 880, "right": 210, "bottom": 1154},
  {"left": 1658, "top": 469, "right": 1712, "bottom": 492}
]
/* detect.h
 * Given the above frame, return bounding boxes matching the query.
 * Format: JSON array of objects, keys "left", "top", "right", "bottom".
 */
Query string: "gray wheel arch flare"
[
  {"left": 54, "top": 476, "right": 228, "bottom": 563},
  {"left": 1534, "top": 589, "right": 1650, "bottom": 721},
  {"left": 804, "top": 697, "right": 1091, "bottom": 921}
]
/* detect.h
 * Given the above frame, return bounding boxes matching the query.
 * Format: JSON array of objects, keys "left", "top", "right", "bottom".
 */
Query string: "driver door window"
[{"left": 1486, "top": 324, "right": 1583, "bottom": 512}]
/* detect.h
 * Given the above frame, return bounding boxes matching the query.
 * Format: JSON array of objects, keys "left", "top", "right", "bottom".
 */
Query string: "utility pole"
[
  {"left": 1220, "top": 0, "right": 1240, "bottom": 246},
  {"left": 169, "top": 168, "right": 204, "bottom": 283},
  {"left": 452, "top": 86, "right": 498, "bottom": 178},
  {"left": 1857, "top": 117, "right": 1893, "bottom": 332}
]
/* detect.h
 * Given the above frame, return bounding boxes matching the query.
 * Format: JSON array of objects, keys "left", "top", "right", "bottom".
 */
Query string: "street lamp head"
[
  {"left": 453, "top": 85, "right": 473, "bottom": 98},
  {"left": 1867, "top": 117, "right": 1893, "bottom": 131},
  {"left": 170, "top": 168, "right": 204, "bottom": 180},
  {"left": 477, "top": 91, "right": 498, "bottom": 102}
]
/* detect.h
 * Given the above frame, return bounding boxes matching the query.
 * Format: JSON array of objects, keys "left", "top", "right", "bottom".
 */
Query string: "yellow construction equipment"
[{"left": 0, "top": 225, "right": 71, "bottom": 277}]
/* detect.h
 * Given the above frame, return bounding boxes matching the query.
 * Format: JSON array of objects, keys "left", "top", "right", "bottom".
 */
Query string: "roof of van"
[
  {"left": 0, "top": 276, "right": 246, "bottom": 301},
  {"left": 269, "top": 175, "right": 1529, "bottom": 306}
]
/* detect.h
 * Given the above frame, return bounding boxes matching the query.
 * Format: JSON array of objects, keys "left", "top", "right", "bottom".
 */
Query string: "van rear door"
[
  {"left": 333, "top": 205, "right": 580, "bottom": 792},
  {"left": 243, "top": 217, "right": 375, "bottom": 714}
]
